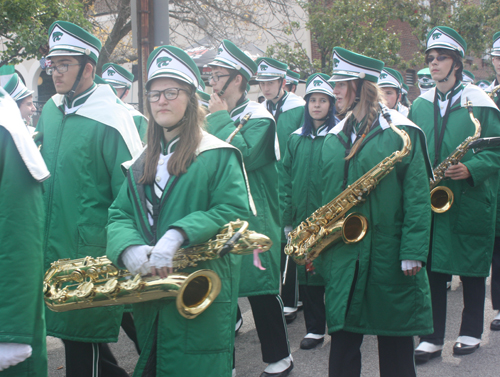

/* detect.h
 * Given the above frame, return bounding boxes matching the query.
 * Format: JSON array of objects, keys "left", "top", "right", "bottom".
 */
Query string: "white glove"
[
  {"left": 150, "top": 229, "right": 185, "bottom": 269},
  {"left": 121, "top": 245, "right": 154, "bottom": 276},
  {"left": 401, "top": 260, "right": 422, "bottom": 271},
  {"left": 0, "top": 343, "right": 32, "bottom": 371},
  {"left": 284, "top": 225, "right": 293, "bottom": 238}
]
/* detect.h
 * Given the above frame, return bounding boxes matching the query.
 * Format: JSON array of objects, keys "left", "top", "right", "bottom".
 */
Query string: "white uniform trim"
[
  {"left": 52, "top": 84, "right": 143, "bottom": 157},
  {"left": 418, "top": 84, "right": 499, "bottom": 110},
  {"left": 0, "top": 88, "right": 50, "bottom": 182},
  {"left": 125, "top": 103, "right": 148, "bottom": 121}
]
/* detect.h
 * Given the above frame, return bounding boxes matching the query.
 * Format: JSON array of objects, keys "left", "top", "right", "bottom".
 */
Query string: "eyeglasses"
[
  {"left": 46, "top": 63, "right": 81, "bottom": 75},
  {"left": 208, "top": 74, "right": 231, "bottom": 82},
  {"left": 146, "top": 88, "right": 189, "bottom": 102},
  {"left": 425, "top": 55, "right": 450, "bottom": 64}
]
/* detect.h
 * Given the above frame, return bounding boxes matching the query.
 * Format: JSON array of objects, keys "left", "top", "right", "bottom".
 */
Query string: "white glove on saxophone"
[
  {"left": 401, "top": 260, "right": 422, "bottom": 271},
  {"left": 150, "top": 229, "right": 185, "bottom": 269},
  {"left": 0, "top": 343, "right": 32, "bottom": 371},
  {"left": 121, "top": 245, "right": 154, "bottom": 276},
  {"left": 284, "top": 225, "right": 293, "bottom": 238}
]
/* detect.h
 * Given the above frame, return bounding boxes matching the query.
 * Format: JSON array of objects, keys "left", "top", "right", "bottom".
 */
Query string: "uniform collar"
[
  {"left": 267, "top": 91, "right": 288, "bottom": 111},
  {"left": 230, "top": 98, "right": 250, "bottom": 118},
  {"left": 436, "top": 81, "right": 463, "bottom": 101},
  {"left": 64, "top": 82, "right": 97, "bottom": 109},
  {"left": 161, "top": 135, "right": 180, "bottom": 155}
]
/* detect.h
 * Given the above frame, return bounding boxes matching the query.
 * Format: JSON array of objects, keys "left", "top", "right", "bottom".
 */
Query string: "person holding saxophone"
[
  {"left": 409, "top": 26, "right": 500, "bottom": 362},
  {"left": 106, "top": 46, "right": 251, "bottom": 377},
  {"left": 316, "top": 47, "right": 433, "bottom": 377}
]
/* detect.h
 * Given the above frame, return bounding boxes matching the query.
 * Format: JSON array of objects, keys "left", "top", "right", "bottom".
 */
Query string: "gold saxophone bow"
[
  {"left": 284, "top": 106, "right": 411, "bottom": 264},
  {"left": 44, "top": 220, "right": 272, "bottom": 319}
]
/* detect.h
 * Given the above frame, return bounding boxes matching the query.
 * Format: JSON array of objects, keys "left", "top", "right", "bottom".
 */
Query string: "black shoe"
[
  {"left": 285, "top": 311, "right": 297, "bottom": 324},
  {"left": 235, "top": 317, "right": 243, "bottom": 335},
  {"left": 260, "top": 361, "right": 294, "bottom": 377},
  {"left": 491, "top": 319, "right": 500, "bottom": 331},
  {"left": 414, "top": 349, "right": 442, "bottom": 364},
  {"left": 453, "top": 342, "right": 480, "bottom": 355},
  {"left": 300, "top": 337, "right": 324, "bottom": 350}
]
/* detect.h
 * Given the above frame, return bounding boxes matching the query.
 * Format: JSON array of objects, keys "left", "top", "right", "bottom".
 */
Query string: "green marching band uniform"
[
  {"left": 0, "top": 88, "right": 50, "bottom": 376},
  {"left": 102, "top": 63, "right": 149, "bottom": 143},
  {"left": 486, "top": 31, "right": 500, "bottom": 107},
  {"left": 36, "top": 21, "right": 142, "bottom": 344},
  {"left": 106, "top": 45, "right": 251, "bottom": 377},
  {"left": 378, "top": 67, "right": 409, "bottom": 117},
  {"left": 409, "top": 26, "right": 500, "bottom": 359},
  {"left": 205, "top": 40, "right": 281, "bottom": 298}
]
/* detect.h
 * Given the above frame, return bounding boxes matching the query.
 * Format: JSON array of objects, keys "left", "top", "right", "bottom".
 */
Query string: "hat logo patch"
[
  {"left": 313, "top": 79, "right": 323, "bottom": 86},
  {"left": 333, "top": 58, "right": 340, "bottom": 68},
  {"left": 260, "top": 64, "right": 268, "bottom": 71},
  {"left": 380, "top": 73, "right": 387, "bottom": 79},
  {"left": 432, "top": 32, "right": 442, "bottom": 40},
  {"left": 108, "top": 69, "right": 116, "bottom": 76},
  {"left": 423, "top": 77, "right": 430, "bottom": 82},
  {"left": 218, "top": 48, "right": 223, "bottom": 55},
  {"left": 53, "top": 32, "right": 63, "bottom": 42},
  {"left": 157, "top": 56, "right": 173, "bottom": 67}
]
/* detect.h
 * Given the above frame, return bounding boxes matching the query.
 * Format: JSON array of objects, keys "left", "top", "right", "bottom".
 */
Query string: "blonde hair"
[
  {"left": 140, "top": 81, "right": 205, "bottom": 183},
  {"left": 344, "top": 80, "right": 384, "bottom": 160}
]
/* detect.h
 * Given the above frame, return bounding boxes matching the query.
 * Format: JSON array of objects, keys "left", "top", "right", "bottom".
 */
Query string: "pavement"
[{"left": 48, "top": 275, "right": 500, "bottom": 376}]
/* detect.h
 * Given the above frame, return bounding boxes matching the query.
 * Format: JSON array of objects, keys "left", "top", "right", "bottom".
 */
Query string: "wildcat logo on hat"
[
  {"left": 157, "top": 57, "right": 172, "bottom": 67},
  {"left": 333, "top": 58, "right": 340, "bottom": 68},
  {"left": 261, "top": 64, "right": 268, "bottom": 71},
  {"left": 53, "top": 32, "right": 63, "bottom": 42},
  {"left": 108, "top": 69, "right": 116, "bottom": 76},
  {"left": 313, "top": 80, "right": 322, "bottom": 86},
  {"left": 380, "top": 73, "right": 388, "bottom": 79},
  {"left": 432, "top": 32, "right": 442, "bottom": 40}
]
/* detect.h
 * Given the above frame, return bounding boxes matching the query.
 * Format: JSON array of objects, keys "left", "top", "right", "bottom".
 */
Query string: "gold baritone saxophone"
[
  {"left": 284, "top": 106, "right": 412, "bottom": 265},
  {"left": 488, "top": 85, "right": 500, "bottom": 100},
  {"left": 44, "top": 220, "right": 272, "bottom": 319},
  {"left": 429, "top": 98, "right": 481, "bottom": 213}
]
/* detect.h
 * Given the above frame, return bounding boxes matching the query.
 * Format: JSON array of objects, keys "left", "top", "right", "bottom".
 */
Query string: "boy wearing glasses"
[
  {"left": 35, "top": 21, "right": 142, "bottom": 377},
  {"left": 206, "top": 40, "right": 293, "bottom": 377},
  {"left": 409, "top": 26, "right": 500, "bottom": 363}
]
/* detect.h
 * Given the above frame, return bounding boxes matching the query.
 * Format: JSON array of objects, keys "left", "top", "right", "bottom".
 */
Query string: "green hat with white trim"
[
  {"left": 426, "top": 26, "right": 467, "bottom": 58},
  {"left": 197, "top": 89, "right": 211, "bottom": 108},
  {"left": 2, "top": 73, "right": 33, "bottom": 101},
  {"left": 476, "top": 80, "right": 490, "bottom": 90},
  {"left": 102, "top": 63, "right": 133, "bottom": 89},
  {"left": 329, "top": 47, "right": 384, "bottom": 83},
  {"left": 208, "top": 40, "right": 257, "bottom": 81},
  {"left": 255, "top": 57, "right": 287, "bottom": 81},
  {"left": 378, "top": 68, "right": 403, "bottom": 89},
  {"left": 417, "top": 68, "right": 435, "bottom": 91},
  {"left": 491, "top": 32, "right": 500, "bottom": 56},
  {"left": 94, "top": 75, "right": 117, "bottom": 95},
  {"left": 305, "top": 73, "right": 334, "bottom": 97},
  {"left": 146, "top": 45, "right": 201, "bottom": 89},
  {"left": 462, "top": 70, "right": 475, "bottom": 83},
  {"left": 286, "top": 69, "right": 300, "bottom": 85},
  {"left": 402, "top": 83, "right": 409, "bottom": 95},
  {"left": 47, "top": 21, "right": 102, "bottom": 64}
]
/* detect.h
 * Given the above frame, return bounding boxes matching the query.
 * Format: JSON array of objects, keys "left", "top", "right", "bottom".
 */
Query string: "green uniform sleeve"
[
  {"left": 134, "top": 115, "right": 148, "bottom": 144},
  {"left": 282, "top": 136, "right": 294, "bottom": 227},
  {"left": 170, "top": 149, "right": 251, "bottom": 246},
  {"left": 206, "top": 110, "right": 276, "bottom": 172},
  {"left": 399, "top": 127, "right": 432, "bottom": 263},
  {"left": 463, "top": 107, "right": 500, "bottom": 187}
]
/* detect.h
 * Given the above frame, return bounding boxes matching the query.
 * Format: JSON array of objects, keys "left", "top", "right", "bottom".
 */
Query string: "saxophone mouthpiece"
[{"left": 465, "top": 97, "right": 473, "bottom": 113}]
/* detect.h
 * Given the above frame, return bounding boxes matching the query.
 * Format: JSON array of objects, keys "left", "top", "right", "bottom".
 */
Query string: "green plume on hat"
[{"left": 426, "top": 26, "right": 466, "bottom": 57}]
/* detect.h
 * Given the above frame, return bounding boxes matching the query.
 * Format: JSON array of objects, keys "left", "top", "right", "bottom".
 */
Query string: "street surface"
[{"left": 48, "top": 276, "right": 500, "bottom": 376}]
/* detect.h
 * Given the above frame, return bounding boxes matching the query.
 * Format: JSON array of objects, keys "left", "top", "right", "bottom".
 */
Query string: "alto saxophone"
[
  {"left": 488, "top": 85, "right": 500, "bottom": 100},
  {"left": 44, "top": 220, "right": 272, "bottom": 319},
  {"left": 284, "top": 106, "right": 411, "bottom": 265},
  {"left": 430, "top": 98, "right": 481, "bottom": 213}
]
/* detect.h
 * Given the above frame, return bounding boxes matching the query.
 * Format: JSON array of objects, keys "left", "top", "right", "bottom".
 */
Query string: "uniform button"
[
  {"left": 158, "top": 159, "right": 164, "bottom": 165},
  {"left": 156, "top": 176, "right": 161, "bottom": 182}
]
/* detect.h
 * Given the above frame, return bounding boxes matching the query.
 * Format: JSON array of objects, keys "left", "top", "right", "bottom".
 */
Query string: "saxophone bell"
[{"left": 430, "top": 186, "right": 454, "bottom": 213}]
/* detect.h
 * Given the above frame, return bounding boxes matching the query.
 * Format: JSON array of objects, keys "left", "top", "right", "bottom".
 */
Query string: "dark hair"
[
  {"left": 141, "top": 79, "right": 205, "bottom": 183},
  {"left": 426, "top": 48, "right": 463, "bottom": 82},
  {"left": 301, "top": 93, "right": 337, "bottom": 136},
  {"left": 238, "top": 74, "right": 248, "bottom": 93}
]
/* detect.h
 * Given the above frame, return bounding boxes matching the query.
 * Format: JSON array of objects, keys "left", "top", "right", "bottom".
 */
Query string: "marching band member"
[
  {"left": 487, "top": 32, "right": 500, "bottom": 107},
  {"left": 401, "top": 83, "right": 412, "bottom": 108},
  {"left": 417, "top": 68, "right": 436, "bottom": 95},
  {"left": 462, "top": 70, "right": 475, "bottom": 84},
  {"left": 320, "top": 47, "right": 433, "bottom": 377},
  {"left": 409, "top": 26, "right": 500, "bottom": 361},
  {"left": 255, "top": 57, "right": 306, "bottom": 323},
  {"left": 377, "top": 67, "right": 409, "bottom": 116},
  {"left": 206, "top": 40, "right": 292, "bottom": 377},
  {"left": 285, "top": 69, "right": 301, "bottom": 93},
  {"left": 0, "top": 87, "right": 50, "bottom": 376},
  {"left": 106, "top": 45, "right": 251, "bottom": 377},
  {"left": 2, "top": 73, "right": 36, "bottom": 132},
  {"left": 102, "top": 63, "right": 148, "bottom": 143},
  {"left": 476, "top": 80, "right": 491, "bottom": 91},
  {"left": 282, "top": 73, "right": 337, "bottom": 350},
  {"left": 36, "top": 20, "right": 142, "bottom": 377}
]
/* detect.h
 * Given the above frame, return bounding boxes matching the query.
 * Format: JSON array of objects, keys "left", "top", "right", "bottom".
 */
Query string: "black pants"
[
  {"left": 300, "top": 285, "right": 326, "bottom": 335},
  {"left": 281, "top": 243, "right": 298, "bottom": 308},
  {"left": 63, "top": 339, "right": 129, "bottom": 377},
  {"left": 420, "top": 247, "right": 486, "bottom": 344},
  {"left": 492, "top": 236, "right": 500, "bottom": 310},
  {"left": 329, "top": 330, "right": 416, "bottom": 377},
  {"left": 248, "top": 294, "right": 290, "bottom": 363}
]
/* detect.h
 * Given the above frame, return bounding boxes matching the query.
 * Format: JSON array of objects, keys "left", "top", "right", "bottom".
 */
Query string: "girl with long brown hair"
[
  {"left": 318, "top": 47, "right": 433, "bottom": 376},
  {"left": 106, "top": 45, "right": 251, "bottom": 377}
]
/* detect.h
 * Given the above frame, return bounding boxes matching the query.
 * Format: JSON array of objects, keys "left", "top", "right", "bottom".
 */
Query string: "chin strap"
[
  {"left": 119, "top": 89, "right": 127, "bottom": 100},
  {"left": 438, "top": 62, "right": 456, "bottom": 83},
  {"left": 274, "top": 78, "right": 284, "bottom": 100},
  {"left": 218, "top": 70, "right": 238, "bottom": 97},
  {"left": 66, "top": 56, "right": 88, "bottom": 103}
]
